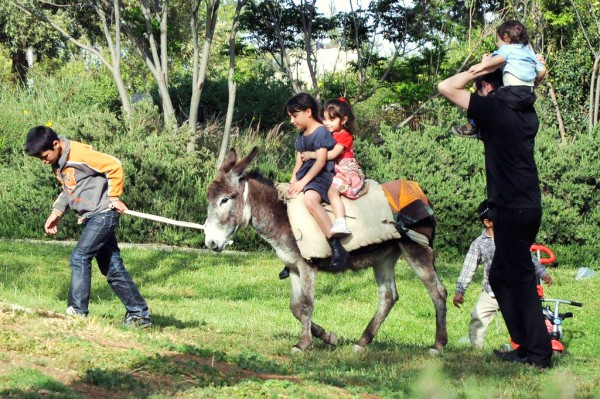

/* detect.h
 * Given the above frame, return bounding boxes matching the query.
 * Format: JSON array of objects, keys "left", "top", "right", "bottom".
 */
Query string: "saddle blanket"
[
  {"left": 277, "top": 180, "right": 401, "bottom": 260},
  {"left": 381, "top": 180, "right": 434, "bottom": 228}
]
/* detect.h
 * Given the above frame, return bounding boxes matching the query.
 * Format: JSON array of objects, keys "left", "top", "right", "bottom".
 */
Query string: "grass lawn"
[{"left": 1, "top": 239, "right": 599, "bottom": 398}]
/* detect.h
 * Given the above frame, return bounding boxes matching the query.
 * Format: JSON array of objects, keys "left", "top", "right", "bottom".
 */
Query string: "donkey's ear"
[
  {"left": 218, "top": 148, "right": 238, "bottom": 174},
  {"left": 232, "top": 146, "right": 259, "bottom": 176}
]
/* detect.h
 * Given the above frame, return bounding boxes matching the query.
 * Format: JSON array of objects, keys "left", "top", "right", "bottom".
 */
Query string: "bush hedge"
[{"left": 1, "top": 65, "right": 598, "bottom": 267}]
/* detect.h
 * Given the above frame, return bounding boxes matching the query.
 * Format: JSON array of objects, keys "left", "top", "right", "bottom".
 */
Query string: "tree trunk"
[
  {"left": 10, "top": 48, "right": 28, "bottom": 84},
  {"left": 301, "top": 0, "right": 319, "bottom": 98},
  {"left": 14, "top": 1, "right": 134, "bottom": 118},
  {"left": 264, "top": 2, "right": 301, "bottom": 93},
  {"left": 189, "top": 0, "right": 201, "bottom": 137},
  {"left": 218, "top": 0, "right": 247, "bottom": 166},
  {"left": 589, "top": 55, "right": 600, "bottom": 132},
  {"left": 547, "top": 79, "right": 567, "bottom": 144},
  {"left": 160, "top": 0, "right": 169, "bottom": 88},
  {"left": 137, "top": 0, "right": 175, "bottom": 127},
  {"left": 189, "top": 0, "right": 220, "bottom": 143},
  {"left": 590, "top": 57, "right": 600, "bottom": 127},
  {"left": 98, "top": 1, "right": 132, "bottom": 117}
]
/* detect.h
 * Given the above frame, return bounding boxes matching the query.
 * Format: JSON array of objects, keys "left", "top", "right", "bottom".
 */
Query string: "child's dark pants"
[{"left": 68, "top": 210, "right": 149, "bottom": 318}]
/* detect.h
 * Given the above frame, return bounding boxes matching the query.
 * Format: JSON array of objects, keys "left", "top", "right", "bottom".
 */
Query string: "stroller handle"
[
  {"left": 530, "top": 244, "right": 556, "bottom": 265},
  {"left": 542, "top": 298, "right": 583, "bottom": 307}
]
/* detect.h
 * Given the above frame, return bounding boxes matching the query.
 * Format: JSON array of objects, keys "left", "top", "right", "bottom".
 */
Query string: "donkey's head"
[{"left": 204, "top": 147, "right": 259, "bottom": 252}]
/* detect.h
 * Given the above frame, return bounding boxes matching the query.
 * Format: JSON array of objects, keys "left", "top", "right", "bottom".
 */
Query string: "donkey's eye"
[{"left": 220, "top": 197, "right": 230, "bottom": 206}]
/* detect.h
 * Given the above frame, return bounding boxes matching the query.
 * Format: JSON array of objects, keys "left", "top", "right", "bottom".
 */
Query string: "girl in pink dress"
[{"left": 301, "top": 97, "right": 365, "bottom": 236}]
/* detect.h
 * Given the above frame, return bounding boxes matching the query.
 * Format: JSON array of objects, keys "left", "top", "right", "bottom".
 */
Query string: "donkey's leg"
[
  {"left": 355, "top": 252, "right": 400, "bottom": 351},
  {"left": 288, "top": 263, "right": 318, "bottom": 352},
  {"left": 288, "top": 264, "right": 339, "bottom": 350},
  {"left": 401, "top": 241, "right": 448, "bottom": 353},
  {"left": 290, "top": 266, "right": 338, "bottom": 350}
]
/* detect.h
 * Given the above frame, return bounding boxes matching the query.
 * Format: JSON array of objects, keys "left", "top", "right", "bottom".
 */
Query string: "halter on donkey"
[{"left": 204, "top": 147, "right": 448, "bottom": 353}]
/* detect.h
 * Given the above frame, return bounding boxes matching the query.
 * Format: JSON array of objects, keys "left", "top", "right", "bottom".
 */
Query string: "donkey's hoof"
[
  {"left": 291, "top": 346, "right": 303, "bottom": 354},
  {"left": 428, "top": 347, "right": 441, "bottom": 356},
  {"left": 353, "top": 344, "right": 367, "bottom": 353},
  {"left": 328, "top": 332, "right": 338, "bottom": 347}
]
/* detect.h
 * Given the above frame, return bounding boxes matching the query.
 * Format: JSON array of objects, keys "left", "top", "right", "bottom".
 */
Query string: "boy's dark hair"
[
  {"left": 477, "top": 199, "right": 492, "bottom": 223},
  {"left": 497, "top": 20, "right": 529, "bottom": 45},
  {"left": 25, "top": 126, "right": 59, "bottom": 156},
  {"left": 474, "top": 68, "right": 504, "bottom": 92},
  {"left": 285, "top": 93, "right": 322, "bottom": 123},
  {"left": 321, "top": 97, "right": 356, "bottom": 134}
]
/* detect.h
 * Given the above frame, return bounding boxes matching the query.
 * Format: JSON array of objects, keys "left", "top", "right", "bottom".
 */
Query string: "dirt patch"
[{"left": 0, "top": 305, "right": 300, "bottom": 398}]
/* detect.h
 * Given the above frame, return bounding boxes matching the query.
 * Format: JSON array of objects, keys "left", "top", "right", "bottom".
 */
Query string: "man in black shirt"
[{"left": 438, "top": 69, "right": 552, "bottom": 369}]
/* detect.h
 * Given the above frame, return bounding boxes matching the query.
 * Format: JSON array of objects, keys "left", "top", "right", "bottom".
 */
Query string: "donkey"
[{"left": 204, "top": 147, "right": 448, "bottom": 353}]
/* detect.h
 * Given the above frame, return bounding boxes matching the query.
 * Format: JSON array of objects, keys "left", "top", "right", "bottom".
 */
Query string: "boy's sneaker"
[
  {"left": 330, "top": 219, "right": 351, "bottom": 237},
  {"left": 451, "top": 124, "right": 479, "bottom": 139},
  {"left": 123, "top": 313, "right": 152, "bottom": 328},
  {"left": 66, "top": 306, "right": 87, "bottom": 317}
]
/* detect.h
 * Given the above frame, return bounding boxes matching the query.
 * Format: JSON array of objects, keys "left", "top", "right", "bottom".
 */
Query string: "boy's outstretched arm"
[
  {"left": 110, "top": 199, "right": 129, "bottom": 214},
  {"left": 44, "top": 213, "right": 60, "bottom": 235}
]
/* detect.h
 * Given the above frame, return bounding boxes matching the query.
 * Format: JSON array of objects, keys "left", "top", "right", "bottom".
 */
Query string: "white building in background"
[{"left": 290, "top": 46, "right": 357, "bottom": 85}]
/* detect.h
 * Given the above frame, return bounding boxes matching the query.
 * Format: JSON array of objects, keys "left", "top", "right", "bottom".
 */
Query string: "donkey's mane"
[{"left": 246, "top": 169, "right": 276, "bottom": 187}]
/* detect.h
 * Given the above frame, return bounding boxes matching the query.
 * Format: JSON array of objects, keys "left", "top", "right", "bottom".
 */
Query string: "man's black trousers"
[{"left": 489, "top": 207, "right": 552, "bottom": 367}]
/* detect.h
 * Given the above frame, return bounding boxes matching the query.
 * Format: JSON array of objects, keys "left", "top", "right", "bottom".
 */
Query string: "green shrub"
[
  {"left": 0, "top": 58, "right": 598, "bottom": 264},
  {"left": 535, "top": 130, "right": 600, "bottom": 247},
  {"left": 357, "top": 122, "right": 488, "bottom": 256},
  {"left": 166, "top": 63, "right": 293, "bottom": 130},
  {"left": 356, "top": 118, "right": 599, "bottom": 264}
]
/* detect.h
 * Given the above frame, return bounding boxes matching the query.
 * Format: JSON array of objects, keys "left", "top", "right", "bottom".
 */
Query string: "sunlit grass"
[{"left": 1, "top": 239, "right": 599, "bottom": 398}]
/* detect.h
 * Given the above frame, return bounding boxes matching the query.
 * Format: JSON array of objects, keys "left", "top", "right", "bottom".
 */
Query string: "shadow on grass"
[
  {"left": 83, "top": 345, "right": 295, "bottom": 398},
  {"left": 1, "top": 343, "right": 297, "bottom": 398},
  {"left": 0, "top": 331, "right": 568, "bottom": 399},
  {"left": 285, "top": 340, "right": 547, "bottom": 397},
  {"left": 146, "top": 313, "right": 207, "bottom": 329},
  {"left": 90, "top": 251, "right": 267, "bottom": 302}
]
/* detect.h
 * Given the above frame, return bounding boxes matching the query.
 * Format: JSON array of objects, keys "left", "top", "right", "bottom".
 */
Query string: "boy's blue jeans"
[{"left": 68, "top": 210, "right": 149, "bottom": 318}]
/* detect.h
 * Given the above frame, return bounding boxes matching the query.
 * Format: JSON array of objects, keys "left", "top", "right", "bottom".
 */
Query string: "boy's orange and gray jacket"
[{"left": 51, "top": 136, "right": 124, "bottom": 220}]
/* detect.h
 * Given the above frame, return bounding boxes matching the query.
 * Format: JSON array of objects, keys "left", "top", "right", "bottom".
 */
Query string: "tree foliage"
[
  {"left": 0, "top": 1, "right": 64, "bottom": 82},
  {"left": 0, "top": 0, "right": 598, "bottom": 258}
]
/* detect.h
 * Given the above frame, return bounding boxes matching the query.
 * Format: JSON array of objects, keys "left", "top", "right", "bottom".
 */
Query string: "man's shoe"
[
  {"left": 526, "top": 359, "right": 551, "bottom": 370},
  {"left": 279, "top": 267, "right": 290, "bottom": 280},
  {"left": 493, "top": 349, "right": 528, "bottom": 363},
  {"left": 451, "top": 124, "right": 479, "bottom": 139},
  {"left": 123, "top": 313, "right": 151, "bottom": 328}
]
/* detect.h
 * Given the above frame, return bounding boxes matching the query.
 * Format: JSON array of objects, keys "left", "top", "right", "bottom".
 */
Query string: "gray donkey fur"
[{"left": 204, "top": 147, "right": 448, "bottom": 353}]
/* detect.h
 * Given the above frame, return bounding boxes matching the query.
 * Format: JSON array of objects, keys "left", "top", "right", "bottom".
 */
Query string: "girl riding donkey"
[
  {"left": 280, "top": 97, "right": 366, "bottom": 279},
  {"left": 283, "top": 93, "right": 351, "bottom": 275}
]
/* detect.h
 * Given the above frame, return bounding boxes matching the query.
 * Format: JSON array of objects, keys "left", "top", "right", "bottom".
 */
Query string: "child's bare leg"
[
  {"left": 304, "top": 190, "right": 332, "bottom": 238},
  {"left": 328, "top": 185, "right": 346, "bottom": 220},
  {"left": 328, "top": 185, "right": 351, "bottom": 237}
]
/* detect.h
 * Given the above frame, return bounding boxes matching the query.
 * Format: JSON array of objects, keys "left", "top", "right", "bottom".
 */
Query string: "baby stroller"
[
  {"left": 508, "top": 244, "right": 583, "bottom": 354},
  {"left": 540, "top": 297, "right": 583, "bottom": 353}
]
